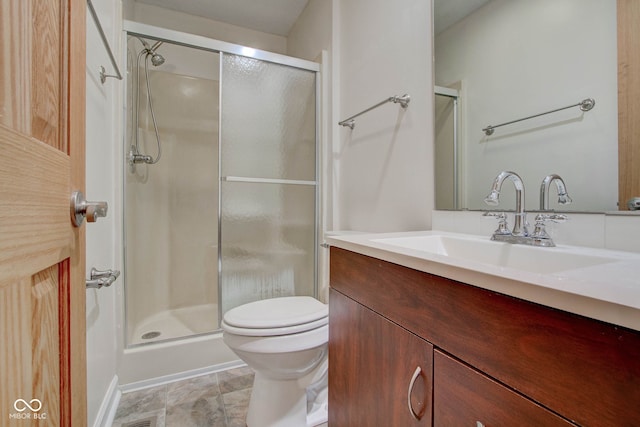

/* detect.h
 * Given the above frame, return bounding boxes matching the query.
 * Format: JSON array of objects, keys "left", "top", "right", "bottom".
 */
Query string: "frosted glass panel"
[
  {"left": 221, "top": 54, "right": 316, "bottom": 181},
  {"left": 220, "top": 53, "right": 317, "bottom": 314},
  {"left": 220, "top": 182, "right": 316, "bottom": 314}
]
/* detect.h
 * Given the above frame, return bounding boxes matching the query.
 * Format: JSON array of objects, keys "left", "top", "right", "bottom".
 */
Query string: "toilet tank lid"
[{"left": 223, "top": 296, "right": 328, "bottom": 329}]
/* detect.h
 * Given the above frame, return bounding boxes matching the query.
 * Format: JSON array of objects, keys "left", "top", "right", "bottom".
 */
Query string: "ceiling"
[
  {"left": 135, "top": 0, "right": 311, "bottom": 36},
  {"left": 134, "top": 0, "right": 490, "bottom": 38},
  {"left": 434, "top": 0, "right": 491, "bottom": 35}
]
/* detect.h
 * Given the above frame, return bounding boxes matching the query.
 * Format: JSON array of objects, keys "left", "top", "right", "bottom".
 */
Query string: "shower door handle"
[{"left": 70, "top": 191, "right": 109, "bottom": 227}]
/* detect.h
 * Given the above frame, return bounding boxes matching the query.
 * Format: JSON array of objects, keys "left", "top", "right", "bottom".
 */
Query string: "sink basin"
[{"left": 372, "top": 234, "right": 617, "bottom": 274}]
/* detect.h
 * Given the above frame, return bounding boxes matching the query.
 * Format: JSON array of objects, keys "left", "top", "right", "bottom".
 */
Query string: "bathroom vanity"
[{"left": 327, "top": 232, "right": 640, "bottom": 426}]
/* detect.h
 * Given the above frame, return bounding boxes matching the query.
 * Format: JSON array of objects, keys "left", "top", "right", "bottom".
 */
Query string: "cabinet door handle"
[{"left": 407, "top": 366, "right": 423, "bottom": 420}]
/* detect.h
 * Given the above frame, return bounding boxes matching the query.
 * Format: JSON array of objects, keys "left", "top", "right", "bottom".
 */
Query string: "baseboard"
[
  {"left": 119, "top": 360, "right": 247, "bottom": 393},
  {"left": 93, "top": 375, "right": 121, "bottom": 427}
]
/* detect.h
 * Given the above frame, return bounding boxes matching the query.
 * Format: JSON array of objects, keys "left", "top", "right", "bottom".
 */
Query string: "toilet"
[{"left": 221, "top": 296, "right": 329, "bottom": 427}]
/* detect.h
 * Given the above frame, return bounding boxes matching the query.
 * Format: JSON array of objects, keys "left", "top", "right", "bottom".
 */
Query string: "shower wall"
[{"left": 125, "top": 38, "right": 220, "bottom": 345}]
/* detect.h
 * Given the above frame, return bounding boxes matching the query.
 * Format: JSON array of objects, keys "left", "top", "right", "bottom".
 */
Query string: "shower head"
[
  {"left": 135, "top": 37, "right": 166, "bottom": 66},
  {"left": 150, "top": 52, "right": 165, "bottom": 66},
  {"left": 147, "top": 41, "right": 165, "bottom": 66}
]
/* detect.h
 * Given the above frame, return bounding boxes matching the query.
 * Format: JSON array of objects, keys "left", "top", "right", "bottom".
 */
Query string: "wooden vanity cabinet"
[
  {"left": 329, "top": 289, "right": 433, "bottom": 426},
  {"left": 328, "top": 247, "right": 640, "bottom": 426},
  {"left": 433, "top": 351, "right": 574, "bottom": 426}
]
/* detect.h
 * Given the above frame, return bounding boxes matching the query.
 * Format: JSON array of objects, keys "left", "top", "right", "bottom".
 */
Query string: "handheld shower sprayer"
[{"left": 129, "top": 37, "right": 166, "bottom": 168}]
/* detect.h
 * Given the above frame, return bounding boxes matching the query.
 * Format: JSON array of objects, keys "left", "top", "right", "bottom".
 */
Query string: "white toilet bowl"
[{"left": 222, "top": 296, "right": 329, "bottom": 427}]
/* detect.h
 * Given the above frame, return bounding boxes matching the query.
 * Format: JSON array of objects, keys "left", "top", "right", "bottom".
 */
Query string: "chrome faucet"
[
  {"left": 540, "top": 174, "right": 572, "bottom": 211},
  {"left": 483, "top": 171, "right": 567, "bottom": 247},
  {"left": 484, "top": 171, "right": 528, "bottom": 237}
]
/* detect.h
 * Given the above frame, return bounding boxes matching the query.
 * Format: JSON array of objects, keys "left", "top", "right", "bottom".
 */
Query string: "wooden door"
[
  {"left": 0, "top": 1, "right": 86, "bottom": 425},
  {"left": 329, "top": 289, "right": 433, "bottom": 426},
  {"left": 618, "top": 0, "right": 640, "bottom": 209}
]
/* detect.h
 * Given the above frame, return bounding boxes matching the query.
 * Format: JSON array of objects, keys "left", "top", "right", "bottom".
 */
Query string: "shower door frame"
[
  {"left": 123, "top": 21, "right": 321, "bottom": 344},
  {"left": 434, "top": 85, "right": 460, "bottom": 210}
]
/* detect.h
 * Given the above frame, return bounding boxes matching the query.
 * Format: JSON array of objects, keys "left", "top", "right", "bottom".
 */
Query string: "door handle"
[{"left": 70, "top": 191, "right": 108, "bottom": 227}]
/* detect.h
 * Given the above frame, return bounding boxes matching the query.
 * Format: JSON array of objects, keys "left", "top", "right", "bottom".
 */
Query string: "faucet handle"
[
  {"left": 535, "top": 213, "right": 568, "bottom": 224},
  {"left": 531, "top": 213, "right": 568, "bottom": 241},
  {"left": 483, "top": 211, "right": 511, "bottom": 235},
  {"left": 483, "top": 211, "right": 505, "bottom": 219}
]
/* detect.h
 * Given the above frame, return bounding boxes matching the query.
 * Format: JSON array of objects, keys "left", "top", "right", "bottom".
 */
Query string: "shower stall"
[{"left": 123, "top": 23, "right": 319, "bottom": 351}]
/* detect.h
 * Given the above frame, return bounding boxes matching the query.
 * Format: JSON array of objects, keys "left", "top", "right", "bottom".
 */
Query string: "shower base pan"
[{"left": 129, "top": 303, "right": 218, "bottom": 345}]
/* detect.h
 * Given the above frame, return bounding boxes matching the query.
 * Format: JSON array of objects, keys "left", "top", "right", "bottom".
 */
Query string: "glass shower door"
[{"left": 219, "top": 53, "right": 318, "bottom": 314}]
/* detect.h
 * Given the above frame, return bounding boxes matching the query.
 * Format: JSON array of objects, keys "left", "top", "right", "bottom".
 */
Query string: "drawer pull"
[{"left": 407, "top": 366, "right": 423, "bottom": 420}]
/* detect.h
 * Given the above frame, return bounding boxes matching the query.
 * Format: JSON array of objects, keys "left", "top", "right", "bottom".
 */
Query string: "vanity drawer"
[
  {"left": 329, "top": 246, "right": 640, "bottom": 426},
  {"left": 434, "top": 350, "right": 575, "bottom": 426}
]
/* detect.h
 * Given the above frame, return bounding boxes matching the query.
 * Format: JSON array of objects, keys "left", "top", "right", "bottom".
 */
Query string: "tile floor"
[
  {"left": 112, "top": 366, "right": 328, "bottom": 427},
  {"left": 112, "top": 366, "right": 255, "bottom": 427}
]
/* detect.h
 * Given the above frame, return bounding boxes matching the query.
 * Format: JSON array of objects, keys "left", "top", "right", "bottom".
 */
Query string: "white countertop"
[{"left": 326, "top": 230, "right": 640, "bottom": 332}]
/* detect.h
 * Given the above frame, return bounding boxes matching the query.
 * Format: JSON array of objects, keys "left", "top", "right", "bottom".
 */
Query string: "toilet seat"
[
  {"left": 222, "top": 316, "right": 328, "bottom": 336},
  {"left": 222, "top": 296, "right": 328, "bottom": 337}
]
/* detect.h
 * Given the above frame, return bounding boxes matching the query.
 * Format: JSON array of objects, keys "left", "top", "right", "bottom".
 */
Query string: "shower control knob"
[{"left": 70, "top": 191, "right": 109, "bottom": 227}]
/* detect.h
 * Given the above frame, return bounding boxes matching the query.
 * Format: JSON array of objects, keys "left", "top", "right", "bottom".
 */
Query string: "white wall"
[
  {"left": 435, "top": 0, "right": 618, "bottom": 212},
  {"left": 335, "top": 0, "right": 434, "bottom": 232},
  {"left": 287, "top": 0, "right": 334, "bottom": 302},
  {"left": 85, "top": 0, "right": 122, "bottom": 425},
  {"left": 287, "top": 0, "right": 332, "bottom": 62}
]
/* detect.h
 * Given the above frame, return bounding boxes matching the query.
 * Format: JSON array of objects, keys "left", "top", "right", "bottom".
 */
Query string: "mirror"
[{"left": 434, "top": 0, "right": 618, "bottom": 212}]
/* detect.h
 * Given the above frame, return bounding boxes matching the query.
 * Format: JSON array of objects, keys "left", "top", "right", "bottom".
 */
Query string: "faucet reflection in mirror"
[
  {"left": 540, "top": 174, "right": 572, "bottom": 211},
  {"left": 483, "top": 171, "right": 569, "bottom": 247}
]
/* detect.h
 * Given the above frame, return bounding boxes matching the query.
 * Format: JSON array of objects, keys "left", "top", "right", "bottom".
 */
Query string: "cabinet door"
[
  {"left": 329, "top": 289, "right": 433, "bottom": 426},
  {"left": 434, "top": 351, "right": 576, "bottom": 426}
]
